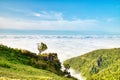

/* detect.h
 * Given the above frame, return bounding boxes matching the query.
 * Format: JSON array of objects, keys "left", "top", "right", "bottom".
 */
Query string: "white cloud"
[
  {"left": 0, "top": 17, "right": 98, "bottom": 30},
  {"left": 106, "top": 18, "right": 113, "bottom": 22},
  {"left": 33, "top": 13, "right": 41, "bottom": 17},
  {"left": 32, "top": 11, "right": 63, "bottom": 20}
]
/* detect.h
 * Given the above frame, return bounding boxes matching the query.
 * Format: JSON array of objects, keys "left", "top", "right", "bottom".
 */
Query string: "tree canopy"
[{"left": 38, "top": 42, "right": 48, "bottom": 54}]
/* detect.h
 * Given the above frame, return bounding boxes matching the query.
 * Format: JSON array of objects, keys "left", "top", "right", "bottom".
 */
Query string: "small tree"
[
  {"left": 63, "top": 64, "right": 71, "bottom": 77},
  {"left": 64, "top": 64, "right": 70, "bottom": 73},
  {"left": 37, "top": 42, "right": 47, "bottom": 54}
]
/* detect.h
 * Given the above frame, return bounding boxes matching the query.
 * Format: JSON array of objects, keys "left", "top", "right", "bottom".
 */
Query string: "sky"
[{"left": 0, "top": 0, "right": 120, "bottom": 34}]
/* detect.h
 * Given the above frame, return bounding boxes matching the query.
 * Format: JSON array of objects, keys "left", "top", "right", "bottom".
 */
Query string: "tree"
[
  {"left": 37, "top": 42, "right": 47, "bottom": 54},
  {"left": 63, "top": 64, "right": 71, "bottom": 77},
  {"left": 64, "top": 64, "right": 70, "bottom": 73}
]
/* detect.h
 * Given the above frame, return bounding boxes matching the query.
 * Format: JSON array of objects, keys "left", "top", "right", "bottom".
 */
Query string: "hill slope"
[
  {"left": 0, "top": 44, "right": 75, "bottom": 80},
  {"left": 64, "top": 48, "right": 120, "bottom": 80}
]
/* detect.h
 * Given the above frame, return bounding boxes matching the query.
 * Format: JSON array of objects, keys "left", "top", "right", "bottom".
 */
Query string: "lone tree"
[{"left": 37, "top": 42, "right": 47, "bottom": 54}]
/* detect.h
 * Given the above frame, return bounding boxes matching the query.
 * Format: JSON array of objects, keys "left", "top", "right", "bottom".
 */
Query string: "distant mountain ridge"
[
  {"left": 0, "top": 29, "right": 118, "bottom": 35},
  {"left": 64, "top": 48, "right": 120, "bottom": 80}
]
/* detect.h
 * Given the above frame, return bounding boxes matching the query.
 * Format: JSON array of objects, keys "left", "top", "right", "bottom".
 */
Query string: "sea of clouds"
[
  {"left": 0, "top": 35, "right": 120, "bottom": 80},
  {"left": 1, "top": 35, "right": 120, "bottom": 62}
]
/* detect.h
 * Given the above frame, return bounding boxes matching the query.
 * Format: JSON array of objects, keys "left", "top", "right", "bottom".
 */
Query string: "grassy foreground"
[
  {"left": 64, "top": 48, "right": 120, "bottom": 80},
  {"left": 0, "top": 44, "right": 75, "bottom": 80}
]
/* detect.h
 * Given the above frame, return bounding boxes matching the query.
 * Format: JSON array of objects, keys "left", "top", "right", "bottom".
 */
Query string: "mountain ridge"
[{"left": 64, "top": 48, "right": 120, "bottom": 80}]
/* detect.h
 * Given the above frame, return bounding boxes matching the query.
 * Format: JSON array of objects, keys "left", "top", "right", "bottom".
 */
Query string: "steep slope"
[
  {"left": 64, "top": 48, "right": 120, "bottom": 80},
  {"left": 0, "top": 44, "right": 76, "bottom": 80}
]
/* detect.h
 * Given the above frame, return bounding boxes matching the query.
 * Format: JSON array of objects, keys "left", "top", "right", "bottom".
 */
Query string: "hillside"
[
  {"left": 64, "top": 48, "right": 120, "bottom": 80},
  {"left": 0, "top": 44, "right": 76, "bottom": 80}
]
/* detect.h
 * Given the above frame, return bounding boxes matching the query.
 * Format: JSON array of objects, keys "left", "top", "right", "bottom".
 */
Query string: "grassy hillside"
[
  {"left": 0, "top": 44, "right": 76, "bottom": 80},
  {"left": 64, "top": 48, "right": 120, "bottom": 80}
]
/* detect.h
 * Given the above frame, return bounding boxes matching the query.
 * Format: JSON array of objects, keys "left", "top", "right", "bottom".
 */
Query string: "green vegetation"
[
  {"left": 63, "top": 64, "right": 71, "bottom": 78},
  {"left": 37, "top": 42, "right": 48, "bottom": 54},
  {"left": 64, "top": 48, "right": 120, "bottom": 80},
  {"left": 0, "top": 44, "right": 76, "bottom": 80}
]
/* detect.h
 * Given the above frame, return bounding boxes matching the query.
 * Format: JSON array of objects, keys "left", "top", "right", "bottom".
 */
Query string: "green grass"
[
  {"left": 0, "top": 44, "right": 76, "bottom": 80},
  {"left": 64, "top": 48, "right": 120, "bottom": 80},
  {"left": 0, "top": 62, "right": 72, "bottom": 80}
]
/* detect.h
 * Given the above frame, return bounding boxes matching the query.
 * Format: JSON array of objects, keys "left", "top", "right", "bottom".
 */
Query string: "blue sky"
[{"left": 0, "top": 0, "right": 120, "bottom": 34}]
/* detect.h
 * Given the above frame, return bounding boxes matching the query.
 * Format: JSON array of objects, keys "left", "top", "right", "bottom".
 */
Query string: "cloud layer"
[
  {"left": 0, "top": 6, "right": 99, "bottom": 30},
  {"left": 0, "top": 16, "right": 98, "bottom": 30}
]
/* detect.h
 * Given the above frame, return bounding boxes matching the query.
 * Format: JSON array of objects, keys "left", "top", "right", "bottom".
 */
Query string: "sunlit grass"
[{"left": 0, "top": 44, "right": 75, "bottom": 80}]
